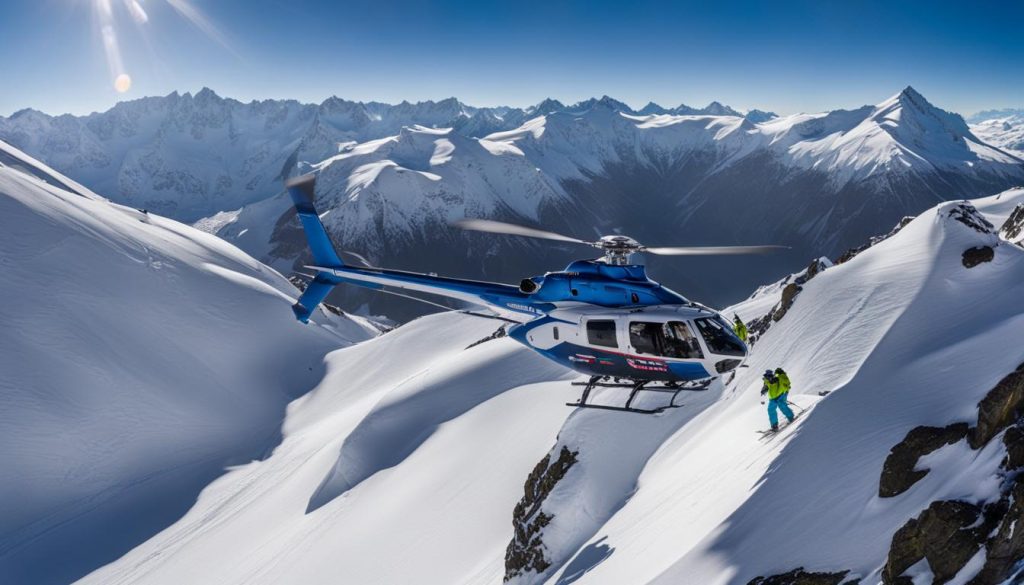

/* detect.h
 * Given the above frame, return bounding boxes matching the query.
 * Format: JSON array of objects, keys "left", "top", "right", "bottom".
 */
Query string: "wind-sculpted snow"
[
  {"left": 307, "top": 322, "right": 572, "bottom": 511},
  {"left": 0, "top": 141, "right": 375, "bottom": 584},
  {"left": 48, "top": 188, "right": 1024, "bottom": 585}
]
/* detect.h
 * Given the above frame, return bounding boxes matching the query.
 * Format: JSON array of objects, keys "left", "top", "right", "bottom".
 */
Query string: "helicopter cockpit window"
[
  {"left": 694, "top": 317, "right": 745, "bottom": 356},
  {"left": 586, "top": 320, "right": 618, "bottom": 348},
  {"left": 629, "top": 321, "right": 704, "bottom": 359}
]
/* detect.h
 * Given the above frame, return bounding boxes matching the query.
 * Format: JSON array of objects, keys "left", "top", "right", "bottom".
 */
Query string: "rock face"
[
  {"left": 947, "top": 202, "right": 996, "bottom": 234},
  {"left": 1001, "top": 203, "right": 1024, "bottom": 242},
  {"left": 879, "top": 424, "right": 970, "bottom": 497},
  {"left": 962, "top": 245, "right": 995, "bottom": 268},
  {"left": 882, "top": 500, "right": 998, "bottom": 584},
  {"left": 747, "top": 568, "right": 853, "bottom": 585},
  {"left": 504, "top": 445, "right": 579, "bottom": 582},
  {"left": 970, "top": 363, "right": 1024, "bottom": 448},
  {"left": 879, "top": 363, "right": 1024, "bottom": 584}
]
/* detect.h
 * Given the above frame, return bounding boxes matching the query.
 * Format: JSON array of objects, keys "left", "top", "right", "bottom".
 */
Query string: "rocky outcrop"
[
  {"left": 879, "top": 363, "right": 1024, "bottom": 584},
  {"left": 883, "top": 500, "right": 1002, "bottom": 584},
  {"left": 1001, "top": 203, "right": 1024, "bottom": 242},
  {"left": 466, "top": 326, "right": 507, "bottom": 349},
  {"left": 947, "top": 202, "right": 996, "bottom": 233},
  {"left": 969, "top": 363, "right": 1024, "bottom": 448},
  {"left": 836, "top": 216, "right": 915, "bottom": 264},
  {"left": 962, "top": 245, "right": 995, "bottom": 268},
  {"left": 747, "top": 568, "right": 853, "bottom": 585},
  {"left": 505, "top": 446, "right": 579, "bottom": 582},
  {"left": 879, "top": 424, "right": 970, "bottom": 497},
  {"left": 745, "top": 258, "right": 831, "bottom": 345}
]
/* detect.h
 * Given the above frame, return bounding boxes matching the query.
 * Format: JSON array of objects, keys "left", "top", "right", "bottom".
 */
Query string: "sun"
[
  {"left": 90, "top": 0, "right": 231, "bottom": 95},
  {"left": 114, "top": 73, "right": 132, "bottom": 93}
]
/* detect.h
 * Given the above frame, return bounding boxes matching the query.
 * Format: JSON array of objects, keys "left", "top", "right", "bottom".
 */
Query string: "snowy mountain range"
[
  {"left": 5, "top": 133, "right": 1023, "bottom": 583},
  {"left": 970, "top": 109, "right": 1024, "bottom": 157},
  {"left": 2, "top": 87, "right": 1022, "bottom": 316},
  {"left": 0, "top": 91, "right": 767, "bottom": 222}
]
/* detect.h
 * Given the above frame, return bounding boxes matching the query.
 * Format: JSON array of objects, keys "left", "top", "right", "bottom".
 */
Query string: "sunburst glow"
[{"left": 89, "top": 0, "right": 230, "bottom": 94}]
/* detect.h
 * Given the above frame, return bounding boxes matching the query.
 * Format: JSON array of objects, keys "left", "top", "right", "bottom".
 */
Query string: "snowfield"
[
  {"left": 32, "top": 183, "right": 1020, "bottom": 585},
  {"left": 3, "top": 130, "right": 1024, "bottom": 584},
  {"left": 0, "top": 141, "right": 376, "bottom": 584}
]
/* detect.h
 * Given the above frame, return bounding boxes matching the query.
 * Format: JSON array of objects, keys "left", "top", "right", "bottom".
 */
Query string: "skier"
[
  {"left": 733, "top": 314, "right": 748, "bottom": 343},
  {"left": 761, "top": 369, "right": 794, "bottom": 431}
]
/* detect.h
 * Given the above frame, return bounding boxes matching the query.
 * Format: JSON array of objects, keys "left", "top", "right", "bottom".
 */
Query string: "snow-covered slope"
[
  {"left": 0, "top": 140, "right": 376, "bottom": 584},
  {"left": 65, "top": 187, "right": 1024, "bottom": 585}
]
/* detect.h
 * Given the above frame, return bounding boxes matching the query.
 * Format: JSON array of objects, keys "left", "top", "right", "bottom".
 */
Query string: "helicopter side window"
[
  {"left": 666, "top": 321, "right": 704, "bottom": 359},
  {"left": 694, "top": 317, "right": 745, "bottom": 356},
  {"left": 630, "top": 321, "right": 704, "bottom": 359},
  {"left": 586, "top": 320, "right": 618, "bottom": 348},
  {"left": 629, "top": 322, "right": 664, "bottom": 355}
]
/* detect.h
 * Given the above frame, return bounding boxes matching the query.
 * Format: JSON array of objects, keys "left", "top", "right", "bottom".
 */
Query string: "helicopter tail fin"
[
  {"left": 286, "top": 173, "right": 345, "bottom": 269},
  {"left": 292, "top": 271, "right": 342, "bottom": 323},
  {"left": 286, "top": 173, "right": 346, "bottom": 323}
]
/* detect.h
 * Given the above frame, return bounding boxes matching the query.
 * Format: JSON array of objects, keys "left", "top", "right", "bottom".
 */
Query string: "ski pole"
[{"left": 787, "top": 400, "right": 806, "bottom": 413}]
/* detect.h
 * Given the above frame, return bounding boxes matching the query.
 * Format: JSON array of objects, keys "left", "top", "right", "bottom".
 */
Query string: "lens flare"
[
  {"left": 90, "top": 0, "right": 233, "bottom": 94},
  {"left": 114, "top": 73, "right": 133, "bottom": 93}
]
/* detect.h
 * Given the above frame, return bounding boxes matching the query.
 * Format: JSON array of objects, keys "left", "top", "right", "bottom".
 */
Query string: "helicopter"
[{"left": 286, "top": 174, "right": 786, "bottom": 414}]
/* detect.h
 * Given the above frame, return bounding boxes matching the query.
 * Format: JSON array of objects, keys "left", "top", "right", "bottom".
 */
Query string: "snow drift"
[{"left": 0, "top": 140, "right": 375, "bottom": 584}]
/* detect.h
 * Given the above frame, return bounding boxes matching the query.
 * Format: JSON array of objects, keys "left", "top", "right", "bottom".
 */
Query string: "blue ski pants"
[{"left": 768, "top": 393, "right": 795, "bottom": 428}]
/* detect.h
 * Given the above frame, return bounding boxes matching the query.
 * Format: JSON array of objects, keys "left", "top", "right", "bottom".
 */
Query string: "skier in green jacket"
[
  {"left": 733, "top": 314, "right": 748, "bottom": 343},
  {"left": 761, "top": 368, "right": 794, "bottom": 431}
]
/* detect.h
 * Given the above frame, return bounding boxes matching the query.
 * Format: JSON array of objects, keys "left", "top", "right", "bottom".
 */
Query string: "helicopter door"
[
  {"left": 584, "top": 318, "right": 621, "bottom": 350},
  {"left": 628, "top": 320, "right": 704, "bottom": 359}
]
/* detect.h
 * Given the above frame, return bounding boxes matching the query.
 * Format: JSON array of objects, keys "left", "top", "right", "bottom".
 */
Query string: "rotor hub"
[{"left": 594, "top": 235, "right": 643, "bottom": 265}]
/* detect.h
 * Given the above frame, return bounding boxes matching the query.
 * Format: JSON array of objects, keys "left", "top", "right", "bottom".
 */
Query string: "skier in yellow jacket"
[{"left": 761, "top": 368, "right": 794, "bottom": 431}]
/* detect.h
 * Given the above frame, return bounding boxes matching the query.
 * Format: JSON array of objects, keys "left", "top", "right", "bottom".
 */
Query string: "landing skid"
[{"left": 566, "top": 376, "right": 715, "bottom": 414}]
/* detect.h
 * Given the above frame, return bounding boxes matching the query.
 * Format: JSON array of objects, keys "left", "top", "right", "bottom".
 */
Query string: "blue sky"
[{"left": 1, "top": 0, "right": 1021, "bottom": 117}]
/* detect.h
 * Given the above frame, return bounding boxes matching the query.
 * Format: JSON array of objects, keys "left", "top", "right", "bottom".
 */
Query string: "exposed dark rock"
[
  {"left": 882, "top": 500, "right": 993, "bottom": 584},
  {"left": 466, "top": 326, "right": 507, "bottom": 349},
  {"left": 836, "top": 216, "right": 915, "bottom": 264},
  {"left": 505, "top": 445, "right": 579, "bottom": 582},
  {"left": 947, "top": 202, "right": 995, "bottom": 234},
  {"left": 970, "top": 363, "right": 1024, "bottom": 449},
  {"left": 1002, "top": 424, "right": 1024, "bottom": 470},
  {"left": 773, "top": 283, "right": 802, "bottom": 322},
  {"left": 969, "top": 477, "right": 1024, "bottom": 584},
  {"left": 879, "top": 424, "right": 969, "bottom": 497},
  {"left": 747, "top": 567, "right": 853, "bottom": 585},
  {"left": 962, "top": 246, "right": 995, "bottom": 268},
  {"left": 1001, "top": 203, "right": 1024, "bottom": 241}
]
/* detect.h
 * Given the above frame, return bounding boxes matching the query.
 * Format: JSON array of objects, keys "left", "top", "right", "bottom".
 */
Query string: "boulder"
[
  {"left": 747, "top": 568, "right": 853, "bottom": 585},
  {"left": 1000, "top": 203, "right": 1024, "bottom": 242},
  {"left": 962, "top": 246, "right": 995, "bottom": 268},
  {"left": 882, "top": 500, "right": 990, "bottom": 584},
  {"left": 879, "top": 424, "right": 969, "bottom": 497}
]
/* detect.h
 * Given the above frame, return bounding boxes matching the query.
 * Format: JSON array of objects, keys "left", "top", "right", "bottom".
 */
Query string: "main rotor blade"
[
  {"left": 452, "top": 218, "right": 588, "bottom": 244},
  {"left": 644, "top": 245, "right": 790, "bottom": 256}
]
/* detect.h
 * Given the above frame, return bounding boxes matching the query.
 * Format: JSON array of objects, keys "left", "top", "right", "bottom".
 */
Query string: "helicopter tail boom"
[{"left": 285, "top": 174, "right": 545, "bottom": 322}]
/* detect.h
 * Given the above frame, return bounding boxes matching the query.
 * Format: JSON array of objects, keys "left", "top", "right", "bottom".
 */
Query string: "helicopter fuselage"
[
  {"left": 285, "top": 173, "right": 748, "bottom": 388},
  {"left": 508, "top": 304, "right": 746, "bottom": 382}
]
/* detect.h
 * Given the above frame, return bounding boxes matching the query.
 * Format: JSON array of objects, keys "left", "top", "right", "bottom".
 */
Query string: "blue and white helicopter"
[{"left": 287, "top": 174, "right": 785, "bottom": 413}]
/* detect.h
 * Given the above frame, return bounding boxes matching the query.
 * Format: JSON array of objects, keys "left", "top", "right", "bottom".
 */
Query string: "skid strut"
[{"left": 566, "top": 376, "right": 713, "bottom": 414}]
